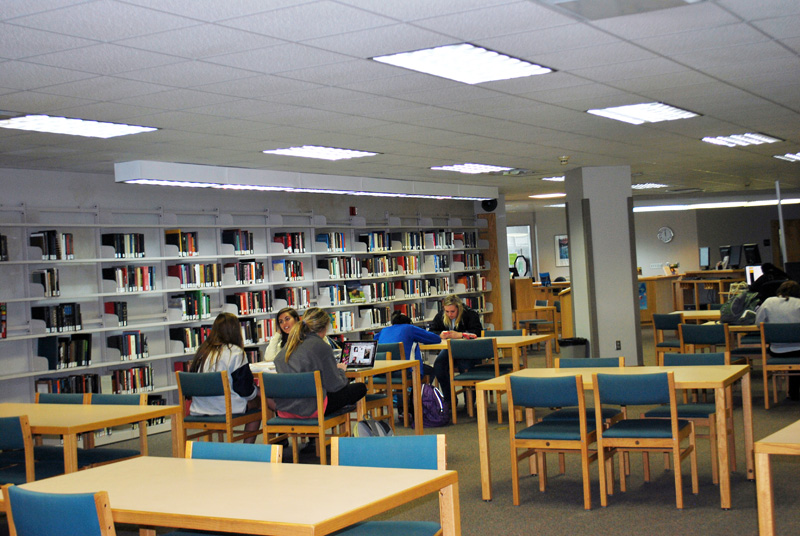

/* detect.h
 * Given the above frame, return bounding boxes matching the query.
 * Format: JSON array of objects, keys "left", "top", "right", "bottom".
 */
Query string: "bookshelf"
[{"left": 0, "top": 204, "right": 495, "bottom": 438}]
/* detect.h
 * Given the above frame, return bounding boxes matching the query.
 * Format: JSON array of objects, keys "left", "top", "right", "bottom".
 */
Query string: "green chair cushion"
[{"left": 603, "top": 419, "right": 690, "bottom": 439}]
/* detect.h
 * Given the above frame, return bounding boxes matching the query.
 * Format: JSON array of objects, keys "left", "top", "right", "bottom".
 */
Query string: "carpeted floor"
[{"left": 3, "top": 326, "right": 800, "bottom": 536}]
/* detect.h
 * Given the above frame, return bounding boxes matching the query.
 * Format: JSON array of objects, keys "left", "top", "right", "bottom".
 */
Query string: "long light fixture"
[
  {"left": 0, "top": 114, "right": 157, "bottom": 138},
  {"left": 529, "top": 193, "right": 566, "bottom": 199},
  {"left": 634, "top": 198, "right": 800, "bottom": 212},
  {"left": 431, "top": 163, "right": 513, "bottom": 174},
  {"left": 372, "top": 43, "right": 553, "bottom": 84},
  {"left": 631, "top": 183, "right": 668, "bottom": 190},
  {"left": 702, "top": 133, "right": 782, "bottom": 147},
  {"left": 263, "top": 145, "right": 378, "bottom": 161},
  {"left": 774, "top": 152, "right": 800, "bottom": 162},
  {"left": 541, "top": 176, "right": 565, "bottom": 182},
  {"left": 587, "top": 102, "right": 698, "bottom": 125},
  {"left": 115, "top": 161, "right": 497, "bottom": 201}
]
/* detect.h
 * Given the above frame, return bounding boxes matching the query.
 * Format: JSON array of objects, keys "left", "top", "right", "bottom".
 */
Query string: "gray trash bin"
[{"left": 558, "top": 337, "right": 589, "bottom": 358}]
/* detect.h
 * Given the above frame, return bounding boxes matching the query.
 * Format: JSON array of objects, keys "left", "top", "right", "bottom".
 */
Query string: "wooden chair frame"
[
  {"left": 371, "top": 344, "right": 414, "bottom": 428},
  {"left": 0, "top": 416, "right": 35, "bottom": 484},
  {"left": 185, "top": 440, "right": 282, "bottom": 463},
  {"left": 652, "top": 314, "right": 682, "bottom": 366},
  {"left": 447, "top": 338, "right": 502, "bottom": 425},
  {"left": 760, "top": 322, "right": 800, "bottom": 409}
]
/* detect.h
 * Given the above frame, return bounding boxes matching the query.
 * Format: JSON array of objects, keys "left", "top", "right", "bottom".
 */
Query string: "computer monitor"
[
  {"left": 728, "top": 245, "right": 742, "bottom": 269},
  {"left": 743, "top": 243, "right": 762, "bottom": 265},
  {"left": 784, "top": 262, "right": 800, "bottom": 283},
  {"left": 745, "top": 265, "right": 763, "bottom": 285},
  {"left": 719, "top": 245, "right": 731, "bottom": 269},
  {"left": 699, "top": 247, "right": 710, "bottom": 270}
]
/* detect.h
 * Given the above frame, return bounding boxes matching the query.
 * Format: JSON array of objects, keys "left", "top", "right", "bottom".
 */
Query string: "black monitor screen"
[
  {"left": 719, "top": 245, "right": 731, "bottom": 266},
  {"left": 785, "top": 262, "right": 800, "bottom": 283},
  {"left": 699, "top": 247, "right": 710, "bottom": 269},
  {"left": 743, "top": 243, "right": 761, "bottom": 265},
  {"left": 729, "top": 245, "right": 742, "bottom": 268}
]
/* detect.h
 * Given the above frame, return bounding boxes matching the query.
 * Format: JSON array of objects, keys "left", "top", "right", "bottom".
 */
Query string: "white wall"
[
  {"left": 531, "top": 208, "right": 569, "bottom": 281},
  {"left": 634, "top": 211, "right": 701, "bottom": 276}
]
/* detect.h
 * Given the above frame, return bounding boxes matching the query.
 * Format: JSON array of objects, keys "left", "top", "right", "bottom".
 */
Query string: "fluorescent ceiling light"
[
  {"left": 372, "top": 43, "right": 553, "bottom": 85},
  {"left": 587, "top": 102, "right": 698, "bottom": 125},
  {"left": 0, "top": 114, "right": 156, "bottom": 138},
  {"left": 431, "top": 163, "right": 513, "bottom": 174},
  {"left": 545, "top": 203, "right": 566, "bottom": 208},
  {"left": 632, "top": 183, "right": 668, "bottom": 190},
  {"left": 541, "top": 176, "right": 565, "bottom": 182},
  {"left": 774, "top": 153, "right": 800, "bottom": 162},
  {"left": 634, "top": 198, "right": 800, "bottom": 212},
  {"left": 529, "top": 193, "right": 566, "bottom": 199},
  {"left": 702, "top": 133, "right": 782, "bottom": 147},
  {"left": 262, "top": 145, "right": 378, "bottom": 161}
]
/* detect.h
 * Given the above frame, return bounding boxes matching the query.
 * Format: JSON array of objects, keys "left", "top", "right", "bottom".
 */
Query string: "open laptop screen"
[{"left": 340, "top": 340, "right": 378, "bottom": 368}]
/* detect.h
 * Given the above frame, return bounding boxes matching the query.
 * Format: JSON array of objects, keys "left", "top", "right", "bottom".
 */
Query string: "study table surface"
[
  {"left": 18, "top": 456, "right": 461, "bottom": 536},
  {"left": 755, "top": 419, "right": 800, "bottom": 536},
  {"left": 674, "top": 309, "right": 722, "bottom": 322},
  {"left": 420, "top": 334, "right": 554, "bottom": 370},
  {"left": 0, "top": 402, "right": 181, "bottom": 472},
  {"left": 346, "top": 359, "right": 423, "bottom": 434},
  {"left": 474, "top": 365, "right": 753, "bottom": 509}
]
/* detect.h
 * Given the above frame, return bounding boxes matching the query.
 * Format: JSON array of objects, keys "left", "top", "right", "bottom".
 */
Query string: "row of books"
[
  {"left": 320, "top": 284, "right": 347, "bottom": 306},
  {"left": 359, "top": 305, "right": 392, "bottom": 327},
  {"left": 273, "top": 232, "right": 306, "bottom": 253},
  {"left": 38, "top": 333, "right": 92, "bottom": 370},
  {"left": 272, "top": 259, "right": 304, "bottom": 281},
  {"left": 226, "top": 259, "right": 265, "bottom": 284},
  {"left": 329, "top": 310, "right": 355, "bottom": 332},
  {"left": 221, "top": 228, "right": 255, "bottom": 255},
  {"left": 29, "top": 230, "right": 74, "bottom": 260},
  {"left": 455, "top": 252, "right": 484, "bottom": 269},
  {"left": 424, "top": 230, "right": 455, "bottom": 250},
  {"left": 463, "top": 295, "right": 486, "bottom": 311},
  {"left": 169, "top": 291, "right": 212, "bottom": 320},
  {"left": 108, "top": 365, "right": 155, "bottom": 394},
  {"left": 393, "top": 302, "right": 425, "bottom": 322},
  {"left": 240, "top": 317, "right": 274, "bottom": 345},
  {"left": 102, "top": 265, "right": 157, "bottom": 292},
  {"left": 32, "top": 267, "right": 60, "bottom": 296},
  {"left": 107, "top": 330, "right": 149, "bottom": 360},
  {"left": 455, "top": 231, "right": 479, "bottom": 248},
  {"left": 165, "top": 229, "right": 199, "bottom": 257},
  {"left": 430, "top": 254, "right": 451, "bottom": 273},
  {"left": 0, "top": 234, "right": 8, "bottom": 261},
  {"left": 101, "top": 233, "right": 146, "bottom": 258},
  {"left": 363, "top": 255, "right": 400, "bottom": 276},
  {"left": 170, "top": 326, "right": 213, "bottom": 352},
  {"left": 36, "top": 373, "right": 100, "bottom": 394},
  {"left": 166, "top": 262, "right": 222, "bottom": 288},
  {"left": 357, "top": 231, "right": 389, "bottom": 252},
  {"left": 1, "top": 303, "right": 6, "bottom": 338},
  {"left": 315, "top": 232, "right": 346, "bottom": 252},
  {"left": 104, "top": 301, "right": 128, "bottom": 326},
  {"left": 31, "top": 303, "right": 83, "bottom": 333},
  {"left": 317, "top": 257, "right": 362, "bottom": 279},
  {"left": 226, "top": 290, "right": 273, "bottom": 315},
  {"left": 275, "top": 287, "right": 310, "bottom": 308},
  {"left": 456, "top": 274, "right": 488, "bottom": 292},
  {"left": 245, "top": 348, "right": 262, "bottom": 363}
]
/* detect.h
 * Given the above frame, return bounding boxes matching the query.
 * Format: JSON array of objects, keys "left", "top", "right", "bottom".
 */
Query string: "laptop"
[{"left": 340, "top": 340, "right": 378, "bottom": 370}]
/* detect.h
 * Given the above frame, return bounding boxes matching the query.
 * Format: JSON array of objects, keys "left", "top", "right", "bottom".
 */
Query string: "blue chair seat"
[
  {"left": 604, "top": 418, "right": 691, "bottom": 439},
  {"left": 453, "top": 369, "right": 498, "bottom": 381},
  {"left": 542, "top": 407, "right": 621, "bottom": 422},
  {"left": 739, "top": 334, "right": 761, "bottom": 345},
  {"left": 0, "top": 460, "right": 64, "bottom": 484},
  {"left": 184, "top": 407, "right": 261, "bottom": 423},
  {"left": 766, "top": 356, "right": 800, "bottom": 365},
  {"left": 657, "top": 339, "right": 680, "bottom": 348},
  {"left": 333, "top": 521, "right": 441, "bottom": 536},
  {"left": 265, "top": 406, "right": 352, "bottom": 427},
  {"left": 365, "top": 393, "right": 389, "bottom": 403},
  {"left": 516, "top": 420, "right": 596, "bottom": 441},
  {"left": 645, "top": 403, "right": 716, "bottom": 419}
]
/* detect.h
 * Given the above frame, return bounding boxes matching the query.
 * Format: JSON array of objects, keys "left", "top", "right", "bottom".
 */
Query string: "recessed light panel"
[
  {"left": 431, "top": 163, "right": 513, "bottom": 174},
  {"left": 0, "top": 114, "right": 156, "bottom": 138},
  {"left": 373, "top": 43, "right": 553, "bottom": 85},
  {"left": 587, "top": 102, "right": 698, "bottom": 125},
  {"left": 541, "top": 176, "right": 565, "bottom": 182},
  {"left": 702, "top": 133, "right": 782, "bottom": 147},
  {"left": 529, "top": 193, "right": 566, "bottom": 199},
  {"left": 774, "top": 153, "right": 800, "bottom": 162},
  {"left": 632, "top": 183, "right": 668, "bottom": 190},
  {"left": 545, "top": 203, "right": 566, "bottom": 208},
  {"left": 263, "top": 145, "right": 378, "bottom": 161}
]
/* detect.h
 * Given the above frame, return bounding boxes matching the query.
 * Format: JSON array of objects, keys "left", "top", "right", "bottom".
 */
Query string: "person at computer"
[
  {"left": 755, "top": 280, "right": 800, "bottom": 400},
  {"left": 274, "top": 307, "right": 366, "bottom": 416},
  {"left": 188, "top": 312, "right": 260, "bottom": 442},
  {"left": 376, "top": 310, "right": 442, "bottom": 377},
  {"left": 429, "top": 294, "right": 483, "bottom": 402}
]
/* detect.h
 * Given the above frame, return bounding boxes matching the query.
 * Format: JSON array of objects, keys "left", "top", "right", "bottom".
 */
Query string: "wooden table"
[
  {"left": 474, "top": 365, "right": 754, "bottom": 509},
  {"left": 674, "top": 309, "right": 722, "bottom": 322},
  {"left": 515, "top": 306, "right": 560, "bottom": 352},
  {"left": 0, "top": 402, "right": 181, "bottom": 472},
  {"left": 421, "top": 334, "right": 555, "bottom": 370},
  {"left": 755, "top": 419, "right": 800, "bottom": 536},
  {"left": 346, "top": 359, "right": 423, "bottom": 435},
  {"left": 17, "top": 456, "right": 461, "bottom": 536}
]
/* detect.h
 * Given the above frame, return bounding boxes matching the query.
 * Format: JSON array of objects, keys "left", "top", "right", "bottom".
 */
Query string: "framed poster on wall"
[{"left": 555, "top": 234, "right": 569, "bottom": 267}]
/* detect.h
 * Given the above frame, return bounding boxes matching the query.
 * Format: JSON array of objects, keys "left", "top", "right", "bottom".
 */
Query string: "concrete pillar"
[{"left": 564, "top": 166, "right": 642, "bottom": 365}]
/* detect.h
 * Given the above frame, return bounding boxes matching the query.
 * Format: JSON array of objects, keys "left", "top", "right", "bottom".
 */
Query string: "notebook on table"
[{"left": 340, "top": 340, "right": 378, "bottom": 370}]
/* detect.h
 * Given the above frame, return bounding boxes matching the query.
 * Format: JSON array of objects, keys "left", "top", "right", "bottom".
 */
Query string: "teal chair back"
[
  {"left": 558, "top": 357, "right": 621, "bottom": 368},
  {"left": 595, "top": 373, "right": 671, "bottom": 406},
  {"left": 763, "top": 323, "right": 800, "bottom": 344},
  {"left": 4, "top": 485, "right": 114, "bottom": 536},
  {"left": 509, "top": 375, "right": 579, "bottom": 408},
  {"left": 554, "top": 301, "right": 561, "bottom": 313},
  {"left": 261, "top": 371, "right": 317, "bottom": 399},
  {"left": 663, "top": 352, "right": 726, "bottom": 367},
  {"left": 0, "top": 416, "right": 26, "bottom": 451},
  {"left": 653, "top": 314, "right": 681, "bottom": 331},
  {"left": 535, "top": 300, "right": 548, "bottom": 307},
  {"left": 177, "top": 372, "right": 225, "bottom": 397},
  {"left": 37, "top": 393, "right": 85, "bottom": 404},
  {"left": 484, "top": 330, "right": 522, "bottom": 337},
  {"left": 187, "top": 441, "right": 278, "bottom": 462},
  {"left": 377, "top": 342, "right": 405, "bottom": 361},
  {"left": 335, "top": 436, "right": 441, "bottom": 470},
  {"left": 680, "top": 323, "right": 727, "bottom": 346},
  {"left": 448, "top": 338, "right": 495, "bottom": 361},
  {"left": 709, "top": 303, "right": 723, "bottom": 310},
  {"left": 375, "top": 351, "right": 390, "bottom": 361},
  {"left": 90, "top": 394, "right": 142, "bottom": 405}
]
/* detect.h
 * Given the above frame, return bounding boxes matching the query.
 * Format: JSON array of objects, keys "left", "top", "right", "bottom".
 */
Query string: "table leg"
[
  {"left": 715, "top": 386, "right": 732, "bottom": 509},
  {"left": 545, "top": 338, "right": 553, "bottom": 368},
  {"left": 401, "top": 368, "right": 410, "bottom": 429},
  {"left": 62, "top": 433, "right": 79, "bottom": 473},
  {"left": 512, "top": 347, "right": 520, "bottom": 372},
  {"left": 138, "top": 420, "right": 148, "bottom": 456},
  {"left": 741, "top": 371, "right": 754, "bottom": 480},
  {"left": 440, "top": 480, "right": 462, "bottom": 536},
  {"left": 171, "top": 415, "right": 183, "bottom": 458},
  {"left": 139, "top": 529, "right": 157, "bottom": 536},
  {"left": 755, "top": 451, "right": 776, "bottom": 536},
  {"left": 411, "top": 362, "right": 423, "bottom": 435},
  {"left": 477, "top": 388, "right": 492, "bottom": 501}
]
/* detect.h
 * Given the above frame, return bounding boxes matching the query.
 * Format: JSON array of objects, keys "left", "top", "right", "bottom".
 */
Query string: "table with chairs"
[{"left": 754, "top": 418, "right": 800, "bottom": 536}]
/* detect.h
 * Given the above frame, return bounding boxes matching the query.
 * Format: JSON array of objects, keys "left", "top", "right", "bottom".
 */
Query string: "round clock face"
[{"left": 657, "top": 226, "right": 674, "bottom": 243}]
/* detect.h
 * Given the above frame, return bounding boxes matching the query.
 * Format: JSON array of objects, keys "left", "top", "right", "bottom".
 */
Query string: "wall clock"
[{"left": 657, "top": 226, "right": 674, "bottom": 243}]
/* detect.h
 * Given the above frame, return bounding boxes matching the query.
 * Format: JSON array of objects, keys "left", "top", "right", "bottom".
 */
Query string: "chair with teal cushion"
[
  {"left": 28, "top": 392, "right": 91, "bottom": 467},
  {"left": 679, "top": 323, "right": 732, "bottom": 363},
  {"left": 329, "top": 435, "right": 445, "bottom": 536},
  {"left": 186, "top": 440, "right": 282, "bottom": 462},
  {"left": 506, "top": 375, "right": 599, "bottom": 509},
  {"left": 359, "top": 351, "right": 395, "bottom": 434},
  {"left": 76, "top": 393, "right": 148, "bottom": 467},
  {"left": 761, "top": 322, "right": 800, "bottom": 409},
  {"left": 259, "top": 371, "right": 350, "bottom": 465},
  {"left": 0, "top": 416, "right": 64, "bottom": 484},
  {"left": 35, "top": 392, "right": 89, "bottom": 404},
  {"left": 481, "top": 329, "right": 526, "bottom": 370},
  {"left": 2, "top": 484, "right": 116, "bottom": 536},
  {"left": 545, "top": 358, "right": 624, "bottom": 423},
  {"left": 593, "top": 372, "right": 698, "bottom": 509},
  {"left": 644, "top": 352, "right": 733, "bottom": 484},
  {"left": 652, "top": 314, "right": 682, "bottom": 365},
  {"left": 447, "top": 338, "right": 502, "bottom": 424}
]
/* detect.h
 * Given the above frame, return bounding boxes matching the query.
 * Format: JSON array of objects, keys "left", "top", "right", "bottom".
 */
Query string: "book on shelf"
[
  {"left": 165, "top": 229, "right": 198, "bottom": 256},
  {"left": 273, "top": 231, "right": 305, "bottom": 253},
  {"left": 31, "top": 267, "right": 60, "bottom": 296},
  {"left": 104, "top": 301, "right": 128, "bottom": 326},
  {"left": 29, "top": 230, "right": 74, "bottom": 260},
  {"left": 221, "top": 229, "right": 254, "bottom": 255},
  {"left": 346, "top": 281, "right": 367, "bottom": 304},
  {"left": 107, "top": 330, "right": 148, "bottom": 360},
  {"left": 36, "top": 373, "right": 100, "bottom": 394},
  {"left": 101, "top": 233, "right": 145, "bottom": 258},
  {"left": 31, "top": 303, "right": 82, "bottom": 333},
  {"left": 173, "top": 359, "right": 193, "bottom": 373},
  {"left": 1, "top": 302, "right": 6, "bottom": 339},
  {"left": 37, "top": 333, "right": 92, "bottom": 370},
  {"left": 0, "top": 234, "right": 7, "bottom": 261}
]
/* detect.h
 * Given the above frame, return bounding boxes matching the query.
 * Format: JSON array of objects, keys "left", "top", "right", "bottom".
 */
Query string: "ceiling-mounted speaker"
[{"left": 481, "top": 198, "right": 498, "bottom": 212}]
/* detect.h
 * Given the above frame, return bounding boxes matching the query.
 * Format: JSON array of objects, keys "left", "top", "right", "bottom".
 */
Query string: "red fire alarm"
[{"left": 349, "top": 206, "right": 357, "bottom": 216}]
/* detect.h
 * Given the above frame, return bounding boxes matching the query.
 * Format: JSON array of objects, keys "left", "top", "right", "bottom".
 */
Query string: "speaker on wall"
[{"left": 481, "top": 199, "right": 498, "bottom": 212}]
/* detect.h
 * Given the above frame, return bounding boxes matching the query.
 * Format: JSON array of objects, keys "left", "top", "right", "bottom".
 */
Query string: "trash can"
[{"left": 558, "top": 337, "right": 589, "bottom": 358}]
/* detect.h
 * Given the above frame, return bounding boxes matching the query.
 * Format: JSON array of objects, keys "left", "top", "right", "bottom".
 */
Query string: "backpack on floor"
[
  {"left": 354, "top": 415, "right": 393, "bottom": 437},
  {"left": 416, "top": 383, "right": 451, "bottom": 428}
]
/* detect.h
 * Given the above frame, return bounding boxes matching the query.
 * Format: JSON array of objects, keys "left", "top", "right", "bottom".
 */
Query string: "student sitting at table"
[
  {"left": 263, "top": 307, "right": 300, "bottom": 362},
  {"left": 756, "top": 280, "right": 800, "bottom": 400},
  {"left": 274, "top": 307, "right": 367, "bottom": 417},
  {"left": 376, "top": 311, "right": 442, "bottom": 377},
  {"left": 429, "top": 294, "right": 483, "bottom": 402},
  {"left": 189, "top": 312, "right": 260, "bottom": 442}
]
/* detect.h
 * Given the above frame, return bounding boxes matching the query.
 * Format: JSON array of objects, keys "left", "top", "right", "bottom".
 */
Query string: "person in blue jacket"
[{"left": 376, "top": 311, "right": 442, "bottom": 377}]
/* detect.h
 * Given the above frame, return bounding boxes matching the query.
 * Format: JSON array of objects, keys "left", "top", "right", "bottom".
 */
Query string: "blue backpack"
[{"left": 417, "top": 384, "right": 451, "bottom": 428}]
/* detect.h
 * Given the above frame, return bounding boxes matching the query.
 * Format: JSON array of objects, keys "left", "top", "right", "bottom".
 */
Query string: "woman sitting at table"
[
  {"left": 189, "top": 312, "right": 260, "bottom": 442},
  {"left": 263, "top": 307, "right": 300, "bottom": 362},
  {"left": 376, "top": 311, "right": 442, "bottom": 377},
  {"left": 429, "top": 294, "right": 483, "bottom": 402},
  {"left": 274, "top": 307, "right": 366, "bottom": 417},
  {"left": 756, "top": 280, "right": 800, "bottom": 400}
]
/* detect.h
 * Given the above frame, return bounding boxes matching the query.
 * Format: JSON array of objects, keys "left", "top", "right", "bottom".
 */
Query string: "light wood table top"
[
  {"left": 673, "top": 309, "right": 722, "bottom": 321},
  {"left": 346, "top": 359, "right": 423, "bottom": 435},
  {"left": 19, "top": 456, "right": 461, "bottom": 536},
  {"left": 421, "top": 334, "right": 555, "bottom": 369},
  {"left": 755, "top": 419, "right": 800, "bottom": 536}
]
